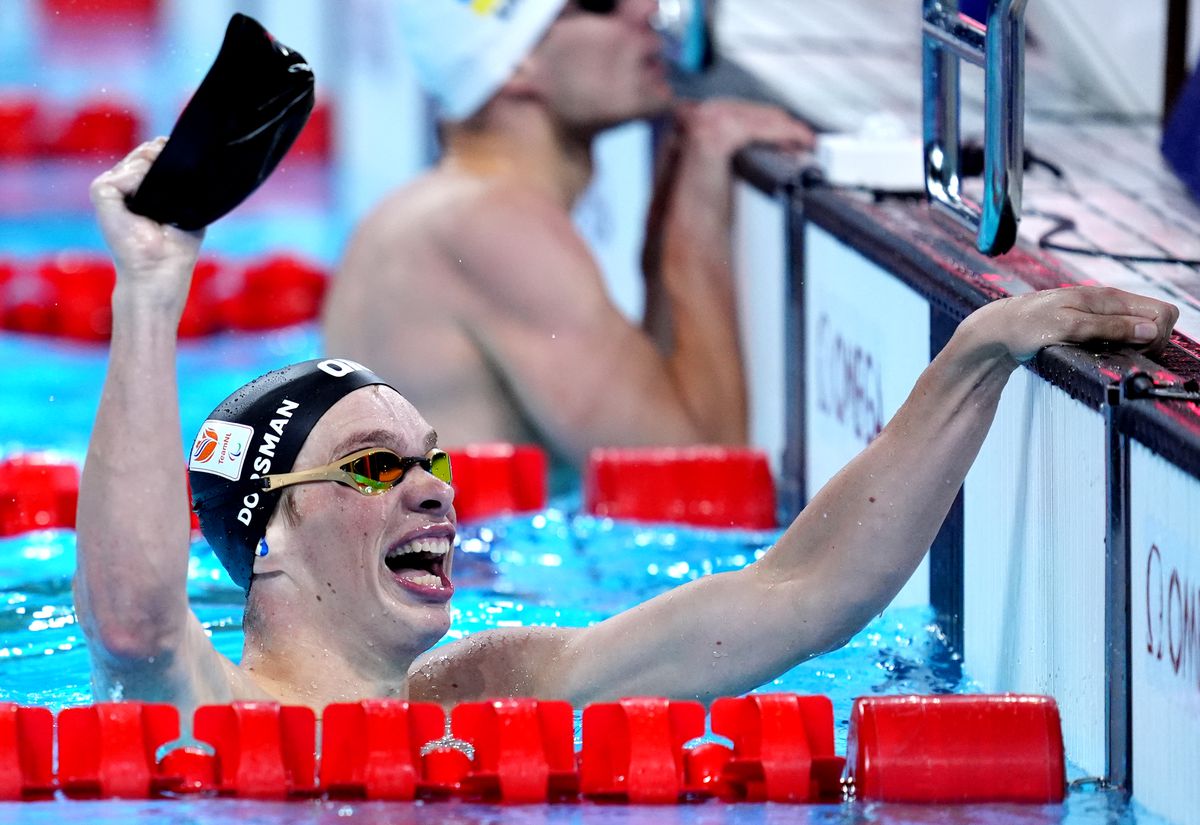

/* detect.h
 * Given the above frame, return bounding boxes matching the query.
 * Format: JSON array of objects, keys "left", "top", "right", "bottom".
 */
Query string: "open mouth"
[{"left": 384, "top": 536, "right": 453, "bottom": 592}]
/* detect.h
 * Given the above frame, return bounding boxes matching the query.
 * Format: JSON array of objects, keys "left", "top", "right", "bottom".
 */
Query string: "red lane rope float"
[
  {"left": 192, "top": 702, "right": 318, "bottom": 799},
  {"left": 845, "top": 694, "right": 1067, "bottom": 803},
  {"left": 0, "top": 693, "right": 1071, "bottom": 803},
  {"left": 451, "top": 699, "right": 577, "bottom": 803},
  {"left": 287, "top": 100, "right": 334, "bottom": 163},
  {"left": 585, "top": 446, "right": 777, "bottom": 529},
  {"left": 0, "top": 253, "right": 330, "bottom": 341},
  {"left": 0, "top": 455, "right": 201, "bottom": 537},
  {"left": 0, "top": 97, "right": 42, "bottom": 159},
  {"left": 39, "top": 254, "right": 117, "bottom": 341},
  {"left": 1, "top": 261, "right": 55, "bottom": 335},
  {"left": 39, "top": 0, "right": 158, "bottom": 22},
  {"left": 57, "top": 703, "right": 178, "bottom": 799},
  {"left": 219, "top": 255, "right": 327, "bottom": 332},
  {"left": 711, "top": 693, "right": 844, "bottom": 802},
  {"left": 177, "top": 257, "right": 225, "bottom": 339},
  {"left": 0, "top": 704, "right": 54, "bottom": 800},
  {"left": 0, "top": 94, "right": 330, "bottom": 162},
  {"left": 321, "top": 699, "right": 444, "bottom": 800},
  {"left": 0, "top": 454, "right": 80, "bottom": 536},
  {"left": 0, "top": 96, "right": 139, "bottom": 161},
  {"left": 447, "top": 444, "right": 547, "bottom": 523},
  {"left": 43, "top": 100, "right": 140, "bottom": 159},
  {"left": 420, "top": 735, "right": 472, "bottom": 796},
  {"left": 580, "top": 697, "right": 707, "bottom": 803}
]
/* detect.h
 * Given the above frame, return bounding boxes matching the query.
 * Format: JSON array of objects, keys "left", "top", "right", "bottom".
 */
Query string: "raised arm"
[
  {"left": 640, "top": 99, "right": 812, "bottom": 442},
  {"left": 500, "top": 286, "right": 1175, "bottom": 704},
  {"left": 74, "top": 141, "right": 237, "bottom": 705},
  {"left": 642, "top": 98, "right": 810, "bottom": 341}
]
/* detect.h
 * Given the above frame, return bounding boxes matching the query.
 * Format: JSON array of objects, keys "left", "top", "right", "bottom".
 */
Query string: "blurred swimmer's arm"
[
  {"left": 75, "top": 141, "right": 237, "bottom": 705},
  {"left": 453, "top": 184, "right": 744, "bottom": 467},
  {"left": 641, "top": 99, "right": 812, "bottom": 402},
  {"left": 491, "top": 287, "right": 1176, "bottom": 704}
]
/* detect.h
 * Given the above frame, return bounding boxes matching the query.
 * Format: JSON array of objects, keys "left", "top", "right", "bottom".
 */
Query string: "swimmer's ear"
[{"left": 252, "top": 524, "right": 288, "bottom": 578}]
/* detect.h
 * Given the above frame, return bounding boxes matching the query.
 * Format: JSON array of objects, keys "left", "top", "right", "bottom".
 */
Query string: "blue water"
[
  {"left": 0, "top": 2, "right": 1170, "bottom": 816},
  {"left": 0, "top": 326, "right": 1165, "bottom": 823}
]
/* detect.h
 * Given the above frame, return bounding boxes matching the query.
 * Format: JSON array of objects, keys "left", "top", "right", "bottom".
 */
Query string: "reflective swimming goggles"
[{"left": 260, "top": 448, "right": 452, "bottom": 496}]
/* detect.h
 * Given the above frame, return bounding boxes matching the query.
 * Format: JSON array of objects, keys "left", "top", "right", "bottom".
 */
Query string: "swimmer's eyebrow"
[
  {"left": 330, "top": 428, "right": 403, "bottom": 459},
  {"left": 330, "top": 428, "right": 439, "bottom": 459}
]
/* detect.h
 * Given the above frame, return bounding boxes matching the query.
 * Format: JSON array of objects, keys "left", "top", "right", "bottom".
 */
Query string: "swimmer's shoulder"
[
  {"left": 412, "top": 167, "right": 581, "bottom": 240},
  {"left": 340, "top": 169, "right": 594, "bottom": 293},
  {"left": 342, "top": 169, "right": 543, "bottom": 255},
  {"left": 407, "top": 625, "right": 578, "bottom": 704},
  {"left": 451, "top": 179, "right": 600, "bottom": 287}
]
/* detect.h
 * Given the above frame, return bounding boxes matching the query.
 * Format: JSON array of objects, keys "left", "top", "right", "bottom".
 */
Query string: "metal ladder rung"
[
  {"left": 922, "top": 0, "right": 1029, "bottom": 257},
  {"left": 921, "top": 13, "right": 985, "bottom": 64}
]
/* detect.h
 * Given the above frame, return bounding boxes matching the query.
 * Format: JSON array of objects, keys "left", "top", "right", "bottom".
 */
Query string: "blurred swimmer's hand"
[
  {"left": 660, "top": 98, "right": 814, "bottom": 220},
  {"left": 964, "top": 286, "right": 1179, "bottom": 365},
  {"left": 674, "top": 98, "right": 815, "bottom": 163},
  {"left": 90, "top": 139, "right": 204, "bottom": 307}
]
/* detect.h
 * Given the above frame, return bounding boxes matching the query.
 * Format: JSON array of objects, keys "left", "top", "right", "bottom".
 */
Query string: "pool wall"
[
  {"left": 965, "top": 372, "right": 1108, "bottom": 775},
  {"left": 726, "top": 150, "right": 1200, "bottom": 824}
]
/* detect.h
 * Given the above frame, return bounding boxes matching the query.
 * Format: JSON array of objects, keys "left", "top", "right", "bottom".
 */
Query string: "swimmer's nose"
[{"left": 401, "top": 467, "right": 454, "bottom": 516}]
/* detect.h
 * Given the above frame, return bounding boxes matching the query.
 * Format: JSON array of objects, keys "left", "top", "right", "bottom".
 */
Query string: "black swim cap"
[
  {"left": 126, "top": 13, "right": 315, "bottom": 230},
  {"left": 188, "top": 358, "right": 391, "bottom": 591}
]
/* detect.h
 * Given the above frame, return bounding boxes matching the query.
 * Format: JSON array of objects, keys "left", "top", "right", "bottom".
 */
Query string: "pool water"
[
  {"left": 0, "top": 325, "right": 1166, "bottom": 823},
  {"left": 0, "top": 5, "right": 1173, "bottom": 817}
]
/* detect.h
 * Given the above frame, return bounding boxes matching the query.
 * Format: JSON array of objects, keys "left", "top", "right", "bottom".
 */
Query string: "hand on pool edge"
[{"left": 963, "top": 286, "right": 1179, "bottom": 366}]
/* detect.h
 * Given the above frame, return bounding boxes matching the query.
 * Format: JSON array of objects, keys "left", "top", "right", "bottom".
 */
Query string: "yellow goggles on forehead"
[{"left": 260, "top": 448, "right": 452, "bottom": 496}]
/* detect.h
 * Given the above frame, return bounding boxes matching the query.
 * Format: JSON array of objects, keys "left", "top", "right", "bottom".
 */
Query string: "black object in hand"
[{"left": 126, "top": 13, "right": 315, "bottom": 230}]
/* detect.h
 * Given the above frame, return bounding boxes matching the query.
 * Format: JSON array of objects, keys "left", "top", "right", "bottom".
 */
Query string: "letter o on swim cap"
[
  {"left": 187, "top": 359, "right": 393, "bottom": 591},
  {"left": 317, "top": 357, "right": 367, "bottom": 377}
]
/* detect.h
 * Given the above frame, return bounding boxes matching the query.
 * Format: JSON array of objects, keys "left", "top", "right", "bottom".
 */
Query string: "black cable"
[
  {"left": 1027, "top": 209, "right": 1200, "bottom": 266},
  {"left": 960, "top": 141, "right": 1200, "bottom": 267}
]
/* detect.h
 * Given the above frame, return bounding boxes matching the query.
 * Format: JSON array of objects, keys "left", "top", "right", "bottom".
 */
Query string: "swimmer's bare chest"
[{"left": 406, "top": 626, "right": 576, "bottom": 706}]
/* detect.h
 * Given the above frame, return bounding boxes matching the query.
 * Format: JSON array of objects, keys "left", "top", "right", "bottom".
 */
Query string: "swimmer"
[
  {"left": 78, "top": 142, "right": 1178, "bottom": 716},
  {"left": 322, "top": 0, "right": 814, "bottom": 475}
]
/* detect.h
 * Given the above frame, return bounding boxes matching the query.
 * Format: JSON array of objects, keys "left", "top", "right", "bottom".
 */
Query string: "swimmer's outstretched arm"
[
  {"left": 433, "top": 287, "right": 1176, "bottom": 705},
  {"left": 566, "top": 287, "right": 1177, "bottom": 703},
  {"left": 75, "top": 141, "right": 235, "bottom": 705}
]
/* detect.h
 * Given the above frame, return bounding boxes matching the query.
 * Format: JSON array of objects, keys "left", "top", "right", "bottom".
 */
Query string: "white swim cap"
[{"left": 398, "top": 0, "right": 568, "bottom": 121}]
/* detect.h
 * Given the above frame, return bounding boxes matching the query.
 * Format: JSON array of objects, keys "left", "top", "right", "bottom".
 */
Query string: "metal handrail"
[{"left": 922, "top": 0, "right": 1029, "bottom": 256}]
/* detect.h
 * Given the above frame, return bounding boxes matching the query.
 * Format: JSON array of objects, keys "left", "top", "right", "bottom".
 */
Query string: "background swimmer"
[{"left": 323, "top": 0, "right": 813, "bottom": 473}]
